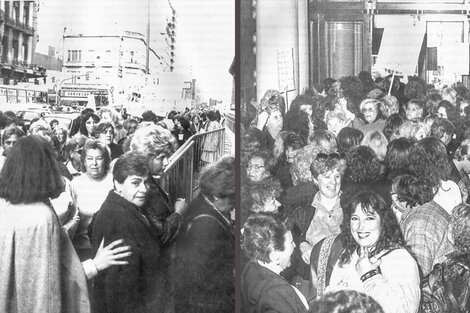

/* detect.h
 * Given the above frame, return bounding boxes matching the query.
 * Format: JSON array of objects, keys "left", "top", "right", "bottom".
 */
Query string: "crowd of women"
[
  {"left": 0, "top": 105, "right": 234, "bottom": 313},
  {"left": 241, "top": 73, "right": 470, "bottom": 313}
]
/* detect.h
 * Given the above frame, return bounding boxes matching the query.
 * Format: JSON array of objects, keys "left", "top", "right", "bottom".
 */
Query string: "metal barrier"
[{"left": 159, "top": 127, "right": 226, "bottom": 203}]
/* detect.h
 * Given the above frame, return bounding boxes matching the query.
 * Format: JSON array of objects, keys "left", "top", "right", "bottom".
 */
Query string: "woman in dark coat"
[
  {"left": 91, "top": 152, "right": 164, "bottom": 313},
  {"left": 175, "top": 155, "right": 235, "bottom": 313}
]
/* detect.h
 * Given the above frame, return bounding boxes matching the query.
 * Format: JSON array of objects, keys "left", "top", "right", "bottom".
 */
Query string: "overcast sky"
[{"left": 36, "top": 0, "right": 234, "bottom": 104}]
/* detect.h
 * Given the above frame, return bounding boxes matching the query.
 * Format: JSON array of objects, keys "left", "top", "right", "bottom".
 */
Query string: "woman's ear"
[
  {"left": 269, "top": 250, "right": 281, "bottom": 266},
  {"left": 114, "top": 180, "right": 122, "bottom": 194}
]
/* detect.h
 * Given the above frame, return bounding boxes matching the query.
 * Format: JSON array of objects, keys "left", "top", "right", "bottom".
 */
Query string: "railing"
[{"left": 159, "top": 127, "right": 226, "bottom": 203}]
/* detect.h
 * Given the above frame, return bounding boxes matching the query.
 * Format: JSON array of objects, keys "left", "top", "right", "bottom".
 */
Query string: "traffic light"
[
  {"left": 118, "top": 66, "right": 123, "bottom": 78},
  {"left": 85, "top": 73, "right": 90, "bottom": 81},
  {"left": 52, "top": 77, "right": 55, "bottom": 83}
]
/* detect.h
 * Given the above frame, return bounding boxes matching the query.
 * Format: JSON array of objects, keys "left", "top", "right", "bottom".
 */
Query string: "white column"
[
  {"left": 18, "top": 33, "right": 23, "bottom": 61},
  {"left": 256, "top": 0, "right": 299, "bottom": 108},
  {"left": 0, "top": 1, "right": 4, "bottom": 11},
  {"left": 19, "top": 0, "right": 24, "bottom": 23},
  {"left": 28, "top": 2, "right": 33, "bottom": 26},
  {"left": 27, "top": 35, "right": 32, "bottom": 64}
]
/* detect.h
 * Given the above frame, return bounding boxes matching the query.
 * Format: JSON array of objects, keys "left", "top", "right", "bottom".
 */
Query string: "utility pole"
[{"left": 146, "top": 0, "right": 150, "bottom": 74}]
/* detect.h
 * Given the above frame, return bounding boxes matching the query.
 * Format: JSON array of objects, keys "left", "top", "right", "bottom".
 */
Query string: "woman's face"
[
  {"left": 265, "top": 110, "right": 283, "bottom": 136},
  {"left": 285, "top": 146, "right": 296, "bottom": 164},
  {"left": 299, "top": 104, "right": 313, "bottom": 117},
  {"left": 85, "top": 117, "right": 97, "bottom": 135},
  {"left": 115, "top": 174, "right": 149, "bottom": 207},
  {"left": 437, "top": 106, "right": 448, "bottom": 119},
  {"left": 56, "top": 130, "right": 66, "bottom": 144},
  {"left": 361, "top": 102, "right": 378, "bottom": 124},
  {"left": 246, "top": 156, "right": 268, "bottom": 182},
  {"left": 85, "top": 148, "right": 106, "bottom": 180},
  {"left": 101, "top": 112, "right": 112, "bottom": 124},
  {"left": 272, "top": 231, "right": 295, "bottom": 270},
  {"left": 317, "top": 169, "right": 342, "bottom": 199},
  {"left": 148, "top": 152, "right": 169, "bottom": 176},
  {"left": 460, "top": 102, "right": 469, "bottom": 117},
  {"left": 99, "top": 127, "right": 114, "bottom": 146},
  {"left": 351, "top": 204, "right": 381, "bottom": 249},
  {"left": 174, "top": 119, "right": 182, "bottom": 129},
  {"left": 262, "top": 194, "right": 281, "bottom": 213},
  {"left": 406, "top": 103, "right": 423, "bottom": 121}
]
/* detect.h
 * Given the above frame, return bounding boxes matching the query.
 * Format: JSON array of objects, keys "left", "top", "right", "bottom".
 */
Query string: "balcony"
[{"left": 4, "top": 15, "right": 34, "bottom": 35}]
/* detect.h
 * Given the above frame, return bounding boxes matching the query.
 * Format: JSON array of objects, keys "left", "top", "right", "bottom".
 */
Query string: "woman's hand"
[
  {"left": 174, "top": 198, "right": 187, "bottom": 215},
  {"left": 93, "top": 238, "right": 132, "bottom": 272},
  {"left": 355, "top": 247, "right": 384, "bottom": 277}
]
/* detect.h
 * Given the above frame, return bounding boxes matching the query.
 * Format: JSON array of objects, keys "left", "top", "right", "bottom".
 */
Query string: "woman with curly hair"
[
  {"left": 242, "top": 213, "right": 308, "bottom": 313},
  {"left": 245, "top": 149, "right": 276, "bottom": 183},
  {"left": 283, "top": 95, "right": 315, "bottom": 143},
  {"left": 273, "top": 131, "right": 305, "bottom": 191},
  {"left": 309, "top": 129, "right": 338, "bottom": 154},
  {"left": 438, "top": 100, "right": 460, "bottom": 122},
  {"left": 321, "top": 190, "right": 420, "bottom": 313},
  {"left": 382, "top": 114, "right": 406, "bottom": 141},
  {"left": 409, "top": 137, "right": 462, "bottom": 215}
]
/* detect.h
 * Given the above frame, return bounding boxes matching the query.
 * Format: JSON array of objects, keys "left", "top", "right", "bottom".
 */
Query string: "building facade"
[
  {"left": 0, "top": 0, "right": 45, "bottom": 85},
  {"left": 243, "top": 0, "right": 470, "bottom": 109},
  {"left": 60, "top": 31, "right": 162, "bottom": 107}
]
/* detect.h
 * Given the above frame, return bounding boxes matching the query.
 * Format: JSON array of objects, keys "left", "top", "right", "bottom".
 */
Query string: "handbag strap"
[{"left": 317, "top": 234, "right": 338, "bottom": 298}]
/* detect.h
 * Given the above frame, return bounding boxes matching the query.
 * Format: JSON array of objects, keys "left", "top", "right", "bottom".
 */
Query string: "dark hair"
[
  {"left": 438, "top": 100, "right": 460, "bottom": 123},
  {"left": 81, "top": 108, "right": 95, "bottom": 115},
  {"left": 81, "top": 139, "right": 111, "bottom": 174},
  {"left": 344, "top": 146, "right": 382, "bottom": 184},
  {"left": 310, "top": 290, "right": 384, "bottom": 313},
  {"left": 175, "top": 115, "right": 191, "bottom": 130},
  {"left": 243, "top": 213, "right": 290, "bottom": 263},
  {"left": 250, "top": 179, "right": 282, "bottom": 212},
  {"left": 310, "top": 153, "right": 346, "bottom": 179},
  {"left": 2, "top": 126, "right": 25, "bottom": 144},
  {"left": 199, "top": 155, "right": 235, "bottom": 201},
  {"left": 142, "top": 110, "right": 158, "bottom": 123},
  {"left": 339, "top": 190, "right": 405, "bottom": 266},
  {"left": 404, "top": 76, "right": 427, "bottom": 101},
  {"left": 383, "top": 114, "right": 406, "bottom": 141},
  {"left": 79, "top": 113, "right": 100, "bottom": 137},
  {"left": 394, "top": 174, "right": 435, "bottom": 207},
  {"left": 113, "top": 152, "right": 149, "bottom": 184},
  {"left": 49, "top": 119, "right": 59, "bottom": 129},
  {"left": 430, "top": 117, "right": 455, "bottom": 140},
  {"left": 425, "top": 93, "right": 442, "bottom": 115},
  {"left": 384, "top": 137, "right": 415, "bottom": 176},
  {"left": 0, "top": 135, "right": 64, "bottom": 203},
  {"left": 94, "top": 122, "right": 115, "bottom": 135},
  {"left": 337, "top": 127, "right": 364, "bottom": 158},
  {"left": 409, "top": 137, "right": 451, "bottom": 186}
]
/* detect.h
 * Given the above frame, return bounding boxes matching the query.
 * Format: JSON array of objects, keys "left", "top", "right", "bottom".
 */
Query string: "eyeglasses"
[
  {"left": 247, "top": 165, "right": 265, "bottom": 172},
  {"left": 361, "top": 107, "right": 377, "bottom": 113}
]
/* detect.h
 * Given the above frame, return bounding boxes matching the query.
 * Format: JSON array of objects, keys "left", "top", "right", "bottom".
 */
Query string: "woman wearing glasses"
[{"left": 357, "top": 99, "right": 386, "bottom": 136}]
